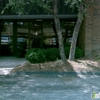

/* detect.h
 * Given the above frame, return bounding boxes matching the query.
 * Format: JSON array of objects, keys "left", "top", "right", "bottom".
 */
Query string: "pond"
[{"left": 0, "top": 72, "right": 100, "bottom": 100}]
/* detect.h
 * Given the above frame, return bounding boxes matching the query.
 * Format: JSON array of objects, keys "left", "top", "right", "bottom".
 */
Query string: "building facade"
[
  {"left": 1, "top": 0, "right": 100, "bottom": 57},
  {"left": 0, "top": 0, "right": 77, "bottom": 56},
  {"left": 78, "top": 0, "right": 100, "bottom": 55}
]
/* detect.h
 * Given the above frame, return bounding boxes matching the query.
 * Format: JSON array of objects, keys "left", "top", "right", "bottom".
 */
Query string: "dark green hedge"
[
  {"left": 25, "top": 46, "right": 83, "bottom": 63},
  {"left": 25, "top": 48, "right": 46, "bottom": 63},
  {"left": 45, "top": 48, "right": 60, "bottom": 61}
]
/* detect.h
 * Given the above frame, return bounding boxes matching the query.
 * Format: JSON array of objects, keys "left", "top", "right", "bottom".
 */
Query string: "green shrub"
[
  {"left": 64, "top": 44, "right": 83, "bottom": 59},
  {"left": 45, "top": 48, "right": 60, "bottom": 61},
  {"left": 75, "top": 47, "right": 84, "bottom": 58},
  {"left": 64, "top": 42, "right": 71, "bottom": 47},
  {"left": 64, "top": 46, "right": 70, "bottom": 58},
  {"left": 26, "top": 48, "right": 60, "bottom": 63},
  {"left": 26, "top": 46, "right": 83, "bottom": 63},
  {"left": 25, "top": 48, "right": 46, "bottom": 63}
]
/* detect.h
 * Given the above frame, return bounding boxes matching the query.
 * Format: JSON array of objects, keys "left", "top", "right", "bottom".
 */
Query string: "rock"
[
  {"left": 21, "top": 61, "right": 31, "bottom": 68},
  {"left": 55, "top": 60, "right": 65, "bottom": 67}
]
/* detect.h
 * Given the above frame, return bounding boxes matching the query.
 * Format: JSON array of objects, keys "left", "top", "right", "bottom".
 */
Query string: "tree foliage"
[
  {"left": 65, "top": 0, "right": 94, "bottom": 60},
  {"left": 3, "top": 0, "right": 53, "bottom": 15}
]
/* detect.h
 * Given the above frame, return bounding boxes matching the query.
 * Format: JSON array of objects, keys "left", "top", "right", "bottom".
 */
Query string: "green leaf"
[{"left": 1, "top": 10, "right": 5, "bottom": 14}]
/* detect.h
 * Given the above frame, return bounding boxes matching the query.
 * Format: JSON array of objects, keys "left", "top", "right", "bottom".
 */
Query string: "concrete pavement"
[
  {"left": 0, "top": 56, "right": 27, "bottom": 68},
  {"left": 0, "top": 56, "right": 27, "bottom": 75}
]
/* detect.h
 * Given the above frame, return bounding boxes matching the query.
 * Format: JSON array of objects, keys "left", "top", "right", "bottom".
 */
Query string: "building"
[
  {"left": 78, "top": 0, "right": 100, "bottom": 55},
  {"left": 0, "top": 0, "right": 77, "bottom": 56}
]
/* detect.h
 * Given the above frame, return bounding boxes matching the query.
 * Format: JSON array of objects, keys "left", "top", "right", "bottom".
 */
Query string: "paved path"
[
  {"left": 0, "top": 56, "right": 27, "bottom": 68},
  {"left": 0, "top": 56, "right": 27, "bottom": 75}
]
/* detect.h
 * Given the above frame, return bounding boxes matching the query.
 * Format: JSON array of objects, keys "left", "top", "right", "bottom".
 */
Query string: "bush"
[
  {"left": 26, "top": 46, "right": 83, "bottom": 63},
  {"left": 64, "top": 46, "right": 83, "bottom": 59},
  {"left": 75, "top": 47, "right": 84, "bottom": 58},
  {"left": 64, "top": 42, "right": 71, "bottom": 47},
  {"left": 25, "top": 48, "right": 60, "bottom": 63},
  {"left": 45, "top": 48, "right": 60, "bottom": 61},
  {"left": 25, "top": 48, "right": 46, "bottom": 63},
  {"left": 64, "top": 46, "right": 70, "bottom": 58}
]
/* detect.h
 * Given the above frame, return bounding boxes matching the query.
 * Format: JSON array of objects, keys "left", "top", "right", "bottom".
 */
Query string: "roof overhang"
[{"left": 0, "top": 14, "right": 77, "bottom": 20}]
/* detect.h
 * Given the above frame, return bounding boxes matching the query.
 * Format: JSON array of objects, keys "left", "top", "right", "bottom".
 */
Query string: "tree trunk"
[
  {"left": 53, "top": 0, "right": 67, "bottom": 62},
  {"left": 69, "top": 13, "right": 83, "bottom": 60}
]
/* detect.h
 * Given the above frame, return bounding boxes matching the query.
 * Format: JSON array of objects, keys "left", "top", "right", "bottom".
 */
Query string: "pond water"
[{"left": 0, "top": 72, "right": 100, "bottom": 100}]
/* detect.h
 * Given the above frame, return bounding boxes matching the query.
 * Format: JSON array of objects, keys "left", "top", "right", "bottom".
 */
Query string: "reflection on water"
[{"left": 0, "top": 72, "right": 100, "bottom": 100}]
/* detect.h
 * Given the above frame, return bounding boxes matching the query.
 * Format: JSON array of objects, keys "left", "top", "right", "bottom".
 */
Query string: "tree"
[
  {"left": 52, "top": 0, "right": 67, "bottom": 62},
  {"left": 65, "top": 0, "right": 94, "bottom": 60},
  {"left": 5, "top": 0, "right": 67, "bottom": 62}
]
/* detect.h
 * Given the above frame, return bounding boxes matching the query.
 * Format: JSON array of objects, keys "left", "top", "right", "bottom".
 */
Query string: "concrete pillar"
[
  {"left": 0, "top": 21, "right": 4, "bottom": 56},
  {"left": 40, "top": 21, "right": 44, "bottom": 48},
  {"left": 13, "top": 21, "right": 17, "bottom": 56},
  {"left": 28, "top": 22, "right": 31, "bottom": 49},
  {"left": 0, "top": 21, "right": 1, "bottom": 56}
]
